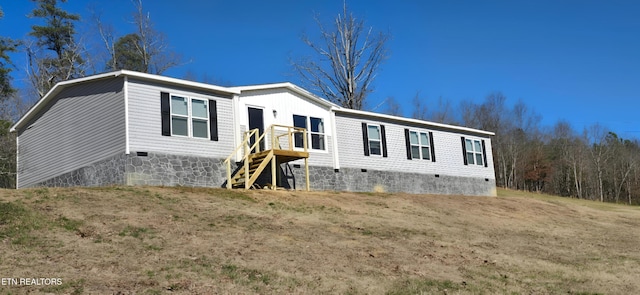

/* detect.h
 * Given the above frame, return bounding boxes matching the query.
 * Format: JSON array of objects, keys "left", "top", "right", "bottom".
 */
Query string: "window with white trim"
[
  {"left": 367, "top": 124, "right": 382, "bottom": 156},
  {"left": 465, "top": 138, "right": 484, "bottom": 166},
  {"left": 170, "top": 95, "right": 209, "bottom": 139},
  {"left": 409, "top": 131, "right": 431, "bottom": 160},
  {"left": 293, "top": 115, "right": 325, "bottom": 150},
  {"left": 310, "top": 117, "right": 325, "bottom": 150}
]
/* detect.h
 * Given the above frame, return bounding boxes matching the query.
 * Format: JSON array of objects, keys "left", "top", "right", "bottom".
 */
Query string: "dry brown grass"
[{"left": 1, "top": 186, "right": 639, "bottom": 294}]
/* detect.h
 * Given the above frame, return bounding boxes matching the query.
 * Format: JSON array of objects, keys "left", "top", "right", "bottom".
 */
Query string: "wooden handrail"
[
  {"left": 225, "top": 128, "right": 259, "bottom": 189},
  {"left": 225, "top": 124, "right": 309, "bottom": 189},
  {"left": 224, "top": 128, "right": 258, "bottom": 165},
  {"left": 270, "top": 125, "right": 307, "bottom": 152}
]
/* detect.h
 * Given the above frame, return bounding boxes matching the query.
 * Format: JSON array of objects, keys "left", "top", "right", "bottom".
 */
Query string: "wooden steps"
[
  {"left": 229, "top": 149, "right": 309, "bottom": 189},
  {"left": 224, "top": 125, "right": 311, "bottom": 191}
]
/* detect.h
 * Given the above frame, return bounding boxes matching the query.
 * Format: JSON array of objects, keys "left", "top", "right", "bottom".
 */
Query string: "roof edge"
[
  {"left": 10, "top": 71, "right": 123, "bottom": 132},
  {"left": 119, "top": 70, "right": 239, "bottom": 95},
  {"left": 332, "top": 107, "right": 495, "bottom": 136},
  {"left": 231, "top": 82, "right": 340, "bottom": 108},
  {"left": 10, "top": 70, "right": 239, "bottom": 132}
]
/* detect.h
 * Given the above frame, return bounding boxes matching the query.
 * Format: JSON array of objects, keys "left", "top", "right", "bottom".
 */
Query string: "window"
[
  {"left": 404, "top": 129, "right": 435, "bottom": 161},
  {"left": 171, "top": 96, "right": 188, "bottom": 136},
  {"left": 368, "top": 124, "right": 382, "bottom": 155},
  {"left": 293, "top": 115, "right": 325, "bottom": 150},
  {"left": 171, "top": 95, "right": 209, "bottom": 138},
  {"left": 409, "top": 131, "right": 431, "bottom": 160},
  {"left": 191, "top": 99, "right": 209, "bottom": 138},
  {"left": 361, "top": 123, "right": 387, "bottom": 157},
  {"left": 310, "top": 117, "right": 325, "bottom": 150},
  {"left": 293, "top": 115, "right": 306, "bottom": 148},
  {"left": 161, "top": 92, "right": 217, "bottom": 140},
  {"left": 462, "top": 137, "right": 486, "bottom": 166}
]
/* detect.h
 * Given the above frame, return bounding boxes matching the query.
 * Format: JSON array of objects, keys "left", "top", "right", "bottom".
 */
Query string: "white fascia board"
[
  {"left": 231, "top": 82, "right": 340, "bottom": 109},
  {"left": 333, "top": 107, "right": 495, "bottom": 136},
  {"left": 119, "top": 70, "right": 239, "bottom": 95}
]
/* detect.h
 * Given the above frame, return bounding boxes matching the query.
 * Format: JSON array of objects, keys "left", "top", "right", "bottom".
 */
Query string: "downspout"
[
  {"left": 330, "top": 107, "right": 340, "bottom": 170},
  {"left": 123, "top": 76, "right": 130, "bottom": 155}
]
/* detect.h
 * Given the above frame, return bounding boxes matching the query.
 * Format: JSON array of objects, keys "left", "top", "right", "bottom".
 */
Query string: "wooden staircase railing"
[{"left": 224, "top": 125, "right": 310, "bottom": 190}]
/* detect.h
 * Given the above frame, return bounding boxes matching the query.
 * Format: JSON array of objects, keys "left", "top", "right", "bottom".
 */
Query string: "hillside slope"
[{"left": 1, "top": 187, "right": 639, "bottom": 294}]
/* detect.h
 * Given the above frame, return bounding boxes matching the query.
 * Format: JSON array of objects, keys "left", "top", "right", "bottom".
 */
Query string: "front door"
[{"left": 247, "top": 107, "right": 265, "bottom": 152}]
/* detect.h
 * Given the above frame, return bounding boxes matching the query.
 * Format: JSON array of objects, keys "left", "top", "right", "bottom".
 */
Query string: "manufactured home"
[{"left": 10, "top": 70, "right": 496, "bottom": 196}]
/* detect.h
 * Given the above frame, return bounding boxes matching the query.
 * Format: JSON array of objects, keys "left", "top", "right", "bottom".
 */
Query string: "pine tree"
[
  {"left": 27, "top": 0, "right": 85, "bottom": 97},
  {"left": 107, "top": 33, "right": 147, "bottom": 72},
  {"left": 0, "top": 6, "right": 17, "bottom": 100}
]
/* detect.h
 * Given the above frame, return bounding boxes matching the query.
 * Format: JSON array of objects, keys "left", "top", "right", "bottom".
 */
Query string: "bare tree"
[
  {"left": 381, "top": 96, "right": 402, "bottom": 116},
  {"left": 293, "top": 3, "right": 389, "bottom": 109},
  {"left": 92, "top": 0, "right": 181, "bottom": 73},
  {"left": 587, "top": 124, "right": 613, "bottom": 202},
  {"left": 131, "top": 0, "right": 181, "bottom": 74},
  {"left": 429, "top": 96, "right": 457, "bottom": 124},
  {"left": 606, "top": 133, "right": 636, "bottom": 203},
  {"left": 411, "top": 92, "right": 428, "bottom": 120},
  {"left": 91, "top": 8, "right": 117, "bottom": 70}
]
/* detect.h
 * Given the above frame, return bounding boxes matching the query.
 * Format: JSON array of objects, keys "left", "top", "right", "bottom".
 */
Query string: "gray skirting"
[
  {"left": 32, "top": 152, "right": 496, "bottom": 196},
  {"left": 280, "top": 164, "right": 496, "bottom": 196}
]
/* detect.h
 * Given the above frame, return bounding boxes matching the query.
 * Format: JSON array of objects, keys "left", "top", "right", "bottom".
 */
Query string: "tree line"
[
  {"left": 0, "top": 0, "right": 179, "bottom": 188},
  {"left": 1, "top": 1, "right": 638, "bottom": 207},
  {"left": 385, "top": 92, "right": 640, "bottom": 205}
]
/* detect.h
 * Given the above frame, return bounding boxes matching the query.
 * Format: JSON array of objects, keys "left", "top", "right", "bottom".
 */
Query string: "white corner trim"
[
  {"left": 15, "top": 136, "right": 19, "bottom": 189},
  {"left": 232, "top": 94, "right": 241, "bottom": 162},
  {"left": 124, "top": 76, "right": 130, "bottom": 155},
  {"left": 330, "top": 110, "right": 340, "bottom": 169}
]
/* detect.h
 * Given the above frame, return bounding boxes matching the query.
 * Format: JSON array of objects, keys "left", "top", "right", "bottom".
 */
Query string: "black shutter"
[
  {"left": 361, "top": 123, "right": 369, "bottom": 156},
  {"left": 429, "top": 132, "right": 436, "bottom": 162},
  {"left": 482, "top": 139, "right": 488, "bottom": 167},
  {"left": 209, "top": 100, "right": 218, "bottom": 141},
  {"left": 461, "top": 137, "right": 468, "bottom": 165},
  {"left": 381, "top": 125, "right": 388, "bottom": 157},
  {"left": 404, "top": 129, "right": 412, "bottom": 160},
  {"left": 161, "top": 92, "right": 171, "bottom": 136}
]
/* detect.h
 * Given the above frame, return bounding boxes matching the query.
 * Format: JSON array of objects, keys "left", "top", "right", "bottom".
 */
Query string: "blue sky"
[{"left": 2, "top": 0, "right": 639, "bottom": 138}]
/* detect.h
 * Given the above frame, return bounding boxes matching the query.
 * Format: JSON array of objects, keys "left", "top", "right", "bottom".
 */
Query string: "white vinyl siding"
[
  {"left": 16, "top": 78, "right": 126, "bottom": 188},
  {"left": 238, "top": 88, "right": 334, "bottom": 167},
  {"left": 127, "top": 78, "right": 234, "bottom": 158},
  {"left": 335, "top": 113, "right": 495, "bottom": 180}
]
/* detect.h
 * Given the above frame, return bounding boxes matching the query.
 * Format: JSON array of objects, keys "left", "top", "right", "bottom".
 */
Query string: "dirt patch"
[{"left": 1, "top": 186, "right": 639, "bottom": 294}]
